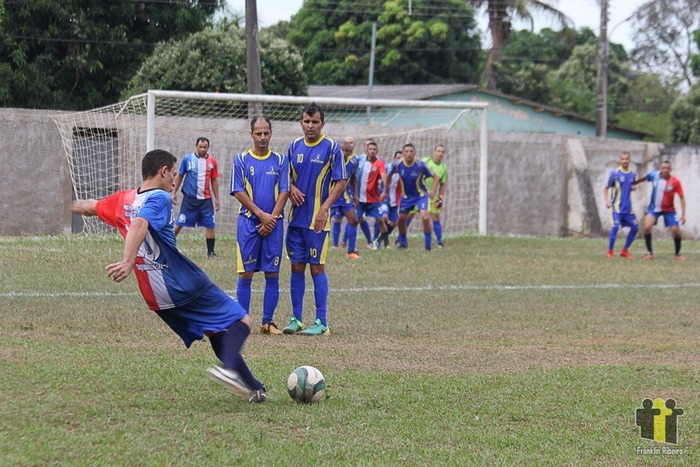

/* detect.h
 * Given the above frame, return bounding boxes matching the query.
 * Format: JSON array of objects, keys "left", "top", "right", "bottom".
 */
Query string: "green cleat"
[
  {"left": 299, "top": 318, "right": 330, "bottom": 336},
  {"left": 282, "top": 316, "right": 304, "bottom": 334}
]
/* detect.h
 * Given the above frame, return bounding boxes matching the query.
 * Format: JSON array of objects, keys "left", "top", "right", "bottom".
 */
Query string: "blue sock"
[
  {"left": 209, "top": 321, "right": 263, "bottom": 390},
  {"left": 608, "top": 224, "right": 619, "bottom": 251},
  {"left": 398, "top": 233, "right": 407, "bottom": 247},
  {"left": 624, "top": 224, "right": 639, "bottom": 249},
  {"left": 360, "top": 220, "right": 372, "bottom": 244},
  {"left": 373, "top": 221, "right": 380, "bottom": 241},
  {"left": 424, "top": 232, "right": 431, "bottom": 250},
  {"left": 331, "top": 221, "right": 341, "bottom": 247},
  {"left": 347, "top": 224, "right": 358, "bottom": 253},
  {"left": 343, "top": 223, "right": 350, "bottom": 245},
  {"left": 312, "top": 273, "right": 328, "bottom": 326},
  {"left": 290, "top": 271, "right": 305, "bottom": 322},
  {"left": 433, "top": 221, "right": 443, "bottom": 245},
  {"left": 405, "top": 217, "right": 413, "bottom": 229},
  {"left": 262, "top": 276, "right": 279, "bottom": 324},
  {"left": 236, "top": 277, "right": 252, "bottom": 313}
]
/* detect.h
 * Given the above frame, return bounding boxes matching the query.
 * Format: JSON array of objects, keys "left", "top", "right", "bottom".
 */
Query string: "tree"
[
  {"left": 547, "top": 43, "right": 629, "bottom": 120},
  {"left": 123, "top": 25, "right": 306, "bottom": 98},
  {"left": 493, "top": 27, "right": 596, "bottom": 103},
  {"left": 466, "top": 0, "right": 571, "bottom": 89},
  {"left": 0, "top": 0, "right": 222, "bottom": 110},
  {"left": 630, "top": 0, "right": 700, "bottom": 89},
  {"left": 670, "top": 84, "right": 700, "bottom": 143},
  {"left": 287, "top": 0, "right": 481, "bottom": 85}
]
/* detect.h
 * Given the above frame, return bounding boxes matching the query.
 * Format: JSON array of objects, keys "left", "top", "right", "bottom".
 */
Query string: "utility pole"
[
  {"left": 246, "top": 0, "right": 263, "bottom": 116},
  {"left": 367, "top": 21, "right": 377, "bottom": 123},
  {"left": 595, "top": 0, "right": 609, "bottom": 138}
]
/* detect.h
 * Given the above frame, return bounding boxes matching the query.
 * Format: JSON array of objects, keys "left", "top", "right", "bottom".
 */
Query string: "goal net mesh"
[{"left": 54, "top": 92, "right": 485, "bottom": 235}]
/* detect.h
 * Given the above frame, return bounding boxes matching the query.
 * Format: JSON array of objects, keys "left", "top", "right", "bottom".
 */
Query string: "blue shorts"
[
  {"left": 399, "top": 195, "right": 430, "bottom": 214},
  {"left": 236, "top": 216, "right": 284, "bottom": 273},
  {"left": 356, "top": 202, "right": 384, "bottom": 220},
  {"left": 286, "top": 226, "right": 329, "bottom": 265},
  {"left": 648, "top": 211, "right": 679, "bottom": 227},
  {"left": 156, "top": 283, "right": 246, "bottom": 348},
  {"left": 387, "top": 206, "right": 399, "bottom": 223},
  {"left": 331, "top": 201, "right": 355, "bottom": 219},
  {"left": 612, "top": 212, "right": 638, "bottom": 228},
  {"left": 176, "top": 195, "right": 215, "bottom": 229}
]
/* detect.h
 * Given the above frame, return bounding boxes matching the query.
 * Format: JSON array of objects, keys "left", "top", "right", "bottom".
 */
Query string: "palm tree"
[{"left": 468, "top": 0, "right": 572, "bottom": 89}]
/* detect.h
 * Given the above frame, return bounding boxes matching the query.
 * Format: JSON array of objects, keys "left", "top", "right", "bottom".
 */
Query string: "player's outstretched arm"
[
  {"left": 106, "top": 217, "right": 149, "bottom": 283},
  {"left": 72, "top": 199, "right": 98, "bottom": 217}
]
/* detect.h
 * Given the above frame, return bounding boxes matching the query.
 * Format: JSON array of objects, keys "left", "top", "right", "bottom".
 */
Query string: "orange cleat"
[
  {"left": 643, "top": 253, "right": 654, "bottom": 260},
  {"left": 606, "top": 250, "right": 614, "bottom": 258},
  {"left": 620, "top": 249, "right": 633, "bottom": 259},
  {"left": 347, "top": 252, "right": 361, "bottom": 260},
  {"left": 675, "top": 255, "right": 686, "bottom": 260}
]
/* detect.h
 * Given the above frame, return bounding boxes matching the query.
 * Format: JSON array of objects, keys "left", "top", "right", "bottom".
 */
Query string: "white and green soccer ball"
[{"left": 287, "top": 366, "right": 326, "bottom": 404}]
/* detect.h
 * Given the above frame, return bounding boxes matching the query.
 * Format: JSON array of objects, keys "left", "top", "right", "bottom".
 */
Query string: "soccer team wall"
[{"left": 3, "top": 107, "right": 698, "bottom": 239}]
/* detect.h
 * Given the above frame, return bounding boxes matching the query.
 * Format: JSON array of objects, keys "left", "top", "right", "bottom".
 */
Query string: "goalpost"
[{"left": 55, "top": 90, "right": 488, "bottom": 235}]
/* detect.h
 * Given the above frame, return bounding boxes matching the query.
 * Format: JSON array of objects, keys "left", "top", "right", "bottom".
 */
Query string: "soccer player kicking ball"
[{"left": 72, "top": 149, "right": 266, "bottom": 403}]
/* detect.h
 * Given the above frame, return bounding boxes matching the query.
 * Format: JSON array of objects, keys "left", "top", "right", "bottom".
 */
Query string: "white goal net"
[{"left": 54, "top": 90, "right": 488, "bottom": 235}]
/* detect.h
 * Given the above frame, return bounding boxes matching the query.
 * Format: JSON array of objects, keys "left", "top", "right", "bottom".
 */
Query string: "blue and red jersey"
[
  {"left": 643, "top": 171, "right": 683, "bottom": 213},
  {"left": 287, "top": 135, "right": 346, "bottom": 230},
  {"left": 356, "top": 156, "right": 387, "bottom": 203},
  {"left": 606, "top": 166, "right": 636, "bottom": 214},
  {"left": 96, "top": 188, "right": 212, "bottom": 311},
  {"left": 178, "top": 153, "right": 219, "bottom": 199}
]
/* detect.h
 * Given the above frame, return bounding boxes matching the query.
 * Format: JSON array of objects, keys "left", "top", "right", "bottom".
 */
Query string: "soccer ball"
[{"left": 287, "top": 366, "right": 326, "bottom": 403}]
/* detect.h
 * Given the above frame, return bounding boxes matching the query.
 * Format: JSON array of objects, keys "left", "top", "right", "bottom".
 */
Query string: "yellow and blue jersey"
[
  {"left": 606, "top": 166, "right": 635, "bottom": 214},
  {"left": 333, "top": 154, "right": 359, "bottom": 207},
  {"left": 230, "top": 149, "right": 289, "bottom": 222},
  {"left": 287, "top": 135, "right": 346, "bottom": 230},
  {"left": 391, "top": 159, "right": 433, "bottom": 199}
]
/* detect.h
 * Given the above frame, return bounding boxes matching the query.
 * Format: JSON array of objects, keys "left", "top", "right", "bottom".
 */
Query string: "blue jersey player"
[
  {"left": 331, "top": 135, "right": 362, "bottom": 259},
  {"left": 284, "top": 103, "right": 347, "bottom": 336},
  {"left": 603, "top": 151, "right": 639, "bottom": 258},
  {"left": 72, "top": 149, "right": 266, "bottom": 403},
  {"left": 390, "top": 143, "right": 436, "bottom": 250},
  {"left": 231, "top": 117, "right": 289, "bottom": 335}
]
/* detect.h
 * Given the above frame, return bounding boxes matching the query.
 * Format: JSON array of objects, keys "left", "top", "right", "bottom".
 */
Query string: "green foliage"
[
  {"left": 547, "top": 43, "right": 629, "bottom": 120},
  {"left": 691, "top": 29, "right": 700, "bottom": 78},
  {"left": 287, "top": 0, "right": 481, "bottom": 85},
  {"left": 670, "top": 83, "right": 700, "bottom": 143},
  {"left": 123, "top": 25, "right": 306, "bottom": 98},
  {"left": 0, "top": 0, "right": 221, "bottom": 110},
  {"left": 615, "top": 111, "right": 671, "bottom": 142},
  {"left": 494, "top": 27, "right": 597, "bottom": 103}
]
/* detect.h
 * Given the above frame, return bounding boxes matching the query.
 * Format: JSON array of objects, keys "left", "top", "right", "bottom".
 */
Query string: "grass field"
[{"left": 0, "top": 233, "right": 698, "bottom": 464}]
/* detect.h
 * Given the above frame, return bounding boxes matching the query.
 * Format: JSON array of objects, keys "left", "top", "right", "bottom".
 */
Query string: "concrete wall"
[
  {"left": 0, "top": 109, "right": 72, "bottom": 235},
  {"left": 1, "top": 108, "right": 697, "bottom": 239}
]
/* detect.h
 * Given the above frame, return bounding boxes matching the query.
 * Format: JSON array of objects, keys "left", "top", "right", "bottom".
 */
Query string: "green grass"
[{"left": 1, "top": 233, "right": 698, "bottom": 464}]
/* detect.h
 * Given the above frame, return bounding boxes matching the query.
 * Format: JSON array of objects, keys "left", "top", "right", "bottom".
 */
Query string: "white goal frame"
[{"left": 146, "top": 90, "right": 489, "bottom": 234}]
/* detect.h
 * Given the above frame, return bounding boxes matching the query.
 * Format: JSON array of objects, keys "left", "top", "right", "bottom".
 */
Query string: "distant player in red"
[
  {"left": 634, "top": 160, "right": 686, "bottom": 260},
  {"left": 172, "top": 137, "right": 220, "bottom": 258}
]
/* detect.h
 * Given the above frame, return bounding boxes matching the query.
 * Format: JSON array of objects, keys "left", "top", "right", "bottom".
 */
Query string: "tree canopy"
[
  {"left": 287, "top": 0, "right": 481, "bottom": 85},
  {"left": 0, "top": 0, "right": 222, "bottom": 110},
  {"left": 123, "top": 25, "right": 307, "bottom": 98}
]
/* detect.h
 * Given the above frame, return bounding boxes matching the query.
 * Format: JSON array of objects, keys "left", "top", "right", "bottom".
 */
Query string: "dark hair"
[
  {"left": 301, "top": 103, "right": 324, "bottom": 122},
  {"left": 250, "top": 116, "right": 272, "bottom": 132},
  {"left": 403, "top": 143, "right": 415, "bottom": 150},
  {"left": 142, "top": 150, "right": 177, "bottom": 180},
  {"left": 367, "top": 141, "right": 378, "bottom": 149},
  {"left": 394, "top": 151, "right": 403, "bottom": 158},
  {"left": 434, "top": 144, "right": 445, "bottom": 150},
  {"left": 196, "top": 137, "right": 210, "bottom": 146}
]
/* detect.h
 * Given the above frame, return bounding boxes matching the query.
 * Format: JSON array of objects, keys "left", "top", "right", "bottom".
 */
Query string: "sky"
[{"left": 225, "top": 0, "right": 650, "bottom": 51}]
